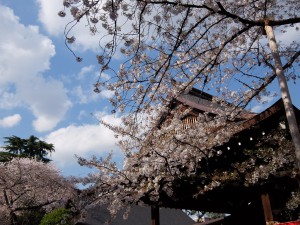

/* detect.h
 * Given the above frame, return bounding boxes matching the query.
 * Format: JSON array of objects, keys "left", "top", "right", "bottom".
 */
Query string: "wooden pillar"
[
  {"left": 151, "top": 206, "right": 160, "bottom": 225},
  {"left": 261, "top": 193, "right": 274, "bottom": 225}
]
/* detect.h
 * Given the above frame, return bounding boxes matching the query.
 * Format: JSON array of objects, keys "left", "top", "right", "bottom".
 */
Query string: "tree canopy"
[
  {"left": 1, "top": 135, "right": 54, "bottom": 163},
  {"left": 60, "top": 0, "right": 300, "bottom": 165},
  {"left": 61, "top": 0, "right": 300, "bottom": 112},
  {"left": 60, "top": 0, "right": 300, "bottom": 221},
  {"left": 0, "top": 158, "right": 76, "bottom": 225}
]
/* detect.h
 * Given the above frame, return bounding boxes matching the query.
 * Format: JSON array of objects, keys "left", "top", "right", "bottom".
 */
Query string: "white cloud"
[
  {"left": 100, "top": 90, "right": 114, "bottom": 99},
  {"left": 276, "top": 26, "right": 300, "bottom": 45},
  {"left": 45, "top": 113, "right": 122, "bottom": 169},
  {"left": 100, "top": 72, "right": 111, "bottom": 81},
  {"left": 251, "top": 105, "right": 264, "bottom": 113},
  {"left": 36, "top": 0, "right": 135, "bottom": 54},
  {"left": 72, "top": 85, "right": 102, "bottom": 104},
  {"left": 37, "top": 0, "right": 102, "bottom": 51},
  {"left": 73, "top": 86, "right": 88, "bottom": 104},
  {"left": 251, "top": 95, "right": 276, "bottom": 113},
  {"left": 0, "top": 114, "right": 22, "bottom": 128},
  {"left": 0, "top": 5, "right": 71, "bottom": 132},
  {"left": 36, "top": 0, "right": 67, "bottom": 36},
  {"left": 77, "top": 65, "right": 95, "bottom": 80},
  {"left": 71, "top": 65, "right": 114, "bottom": 103},
  {"left": 0, "top": 87, "right": 20, "bottom": 109},
  {"left": 78, "top": 110, "right": 89, "bottom": 120}
]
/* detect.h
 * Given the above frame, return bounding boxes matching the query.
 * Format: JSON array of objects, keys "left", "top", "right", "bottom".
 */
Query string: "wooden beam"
[
  {"left": 151, "top": 206, "right": 160, "bottom": 225},
  {"left": 261, "top": 193, "right": 274, "bottom": 225}
]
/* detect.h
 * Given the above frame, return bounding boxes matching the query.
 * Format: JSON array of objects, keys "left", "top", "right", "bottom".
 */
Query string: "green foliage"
[
  {"left": 0, "top": 151, "right": 15, "bottom": 162},
  {"left": 39, "top": 208, "right": 73, "bottom": 225},
  {"left": 1, "top": 135, "right": 54, "bottom": 163},
  {"left": 205, "top": 212, "right": 226, "bottom": 219}
]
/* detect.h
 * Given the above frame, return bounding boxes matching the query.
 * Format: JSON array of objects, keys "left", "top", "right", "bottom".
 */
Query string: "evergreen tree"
[{"left": 1, "top": 135, "right": 54, "bottom": 163}]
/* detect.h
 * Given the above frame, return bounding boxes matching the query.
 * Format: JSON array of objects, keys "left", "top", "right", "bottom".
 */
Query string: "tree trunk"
[
  {"left": 261, "top": 193, "right": 274, "bottom": 225},
  {"left": 265, "top": 22, "right": 300, "bottom": 171},
  {"left": 151, "top": 206, "right": 160, "bottom": 225},
  {"left": 9, "top": 210, "right": 17, "bottom": 225}
]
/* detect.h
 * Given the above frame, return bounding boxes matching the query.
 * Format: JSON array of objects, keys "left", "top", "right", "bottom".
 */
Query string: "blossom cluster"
[
  {"left": 0, "top": 158, "right": 76, "bottom": 225},
  {"left": 60, "top": 0, "right": 300, "bottom": 117},
  {"left": 59, "top": 0, "right": 300, "bottom": 219}
]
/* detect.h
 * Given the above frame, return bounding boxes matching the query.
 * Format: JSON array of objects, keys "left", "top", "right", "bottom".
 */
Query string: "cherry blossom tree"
[
  {"left": 0, "top": 158, "right": 76, "bottom": 225},
  {"left": 60, "top": 0, "right": 300, "bottom": 167},
  {"left": 59, "top": 0, "right": 300, "bottom": 220},
  {"left": 75, "top": 116, "right": 298, "bottom": 220}
]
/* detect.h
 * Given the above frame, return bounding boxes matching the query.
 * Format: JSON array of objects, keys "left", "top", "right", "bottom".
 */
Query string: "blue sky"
[
  {"left": 0, "top": 0, "right": 299, "bottom": 177},
  {"left": 0, "top": 0, "right": 124, "bottom": 177}
]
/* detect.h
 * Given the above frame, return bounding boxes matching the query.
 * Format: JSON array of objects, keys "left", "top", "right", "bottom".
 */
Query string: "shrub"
[{"left": 39, "top": 208, "right": 72, "bottom": 225}]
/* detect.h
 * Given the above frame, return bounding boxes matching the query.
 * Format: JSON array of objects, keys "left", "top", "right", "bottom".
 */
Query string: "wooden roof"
[
  {"left": 147, "top": 89, "right": 300, "bottom": 224},
  {"left": 176, "top": 88, "right": 256, "bottom": 119},
  {"left": 76, "top": 205, "right": 195, "bottom": 225}
]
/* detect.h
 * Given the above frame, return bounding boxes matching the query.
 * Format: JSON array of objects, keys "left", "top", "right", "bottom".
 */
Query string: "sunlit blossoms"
[
  {"left": 0, "top": 158, "right": 76, "bottom": 225},
  {"left": 60, "top": 0, "right": 300, "bottom": 221},
  {"left": 74, "top": 100, "right": 298, "bottom": 220},
  {"left": 61, "top": 0, "right": 300, "bottom": 115},
  {"left": 60, "top": 0, "right": 300, "bottom": 165}
]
